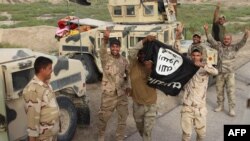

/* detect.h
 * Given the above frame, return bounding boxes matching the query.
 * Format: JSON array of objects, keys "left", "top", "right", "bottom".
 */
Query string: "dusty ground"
[
  {"left": 0, "top": 26, "right": 59, "bottom": 54},
  {"left": 71, "top": 83, "right": 182, "bottom": 141},
  {"left": 0, "top": 1, "right": 249, "bottom": 141}
]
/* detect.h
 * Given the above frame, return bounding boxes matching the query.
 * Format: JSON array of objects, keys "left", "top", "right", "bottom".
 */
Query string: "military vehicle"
[
  {"left": 58, "top": 0, "right": 218, "bottom": 83},
  {"left": 0, "top": 48, "right": 90, "bottom": 141}
]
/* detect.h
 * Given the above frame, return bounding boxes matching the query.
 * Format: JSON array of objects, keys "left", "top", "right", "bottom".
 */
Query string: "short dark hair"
[
  {"left": 34, "top": 56, "right": 53, "bottom": 74},
  {"left": 191, "top": 49, "right": 202, "bottom": 54},
  {"left": 110, "top": 38, "right": 121, "bottom": 47}
]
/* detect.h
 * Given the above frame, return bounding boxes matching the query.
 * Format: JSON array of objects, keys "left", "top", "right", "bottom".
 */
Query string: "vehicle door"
[{"left": 2, "top": 58, "right": 35, "bottom": 141}]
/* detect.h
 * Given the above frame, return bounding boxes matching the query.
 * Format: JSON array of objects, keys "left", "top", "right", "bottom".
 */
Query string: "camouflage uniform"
[
  {"left": 98, "top": 40, "right": 130, "bottom": 141},
  {"left": 187, "top": 43, "right": 208, "bottom": 63},
  {"left": 23, "top": 76, "right": 60, "bottom": 141},
  {"left": 181, "top": 64, "right": 218, "bottom": 141},
  {"left": 132, "top": 103, "right": 157, "bottom": 141},
  {"left": 129, "top": 41, "right": 157, "bottom": 141},
  {"left": 207, "top": 34, "right": 248, "bottom": 111}
]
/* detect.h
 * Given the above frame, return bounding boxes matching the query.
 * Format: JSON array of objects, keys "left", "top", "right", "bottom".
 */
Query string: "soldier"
[
  {"left": 204, "top": 24, "right": 249, "bottom": 116},
  {"left": 212, "top": 2, "right": 226, "bottom": 42},
  {"left": 181, "top": 48, "right": 218, "bottom": 141},
  {"left": 129, "top": 25, "right": 183, "bottom": 141},
  {"left": 23, "top": 56, "right": 60, "bottom": 141},
  {"left": 187, "top": 32, "right": 207, "bottom": 63},
  {"left": 98, "top": 29, "right": 131, "bottom": 141},
  {"left": 129, "top": 35, "right": 156, "bottom": 141}
]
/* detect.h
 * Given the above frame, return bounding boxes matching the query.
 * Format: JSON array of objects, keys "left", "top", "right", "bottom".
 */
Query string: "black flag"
[{"left": 141, "top": 40, "right": 199, "bottom": 96}]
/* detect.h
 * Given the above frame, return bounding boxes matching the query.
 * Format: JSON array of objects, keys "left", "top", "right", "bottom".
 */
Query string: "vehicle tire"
[
  {"left": 57, "top": 96, "right": 77, "bottom": 141},
  {"left": 76, "top": 104, "right": 90, "bottom": 126},
  {"left": 73, "top": 54, "right": 101, "bottom": 84}
]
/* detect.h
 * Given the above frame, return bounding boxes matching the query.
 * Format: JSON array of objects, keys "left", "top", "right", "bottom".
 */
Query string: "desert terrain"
[{"left": 0, "top": 0, "right": 250, "bottom": 141}]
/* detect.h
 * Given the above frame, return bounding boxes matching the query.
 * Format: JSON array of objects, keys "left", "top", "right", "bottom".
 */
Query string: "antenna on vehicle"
[{"left": 73, "top": 0, "right": 84, "bottom": 56}]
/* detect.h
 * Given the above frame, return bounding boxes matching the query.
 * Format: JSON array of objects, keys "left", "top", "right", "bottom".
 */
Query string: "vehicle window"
[
  {"left": 130, "top": 36, "right": 145, "bottom": 47},
  {"left": 173, "top": 28, "right": 176, "bottom": 40},
  {"left": 135, "top": 37, "right": 144, "bottom": 43},
  {"left": 164, "top": 31, "right": 169, "bottom": 43},
  {"left": 114, "top": 6, "right": 122, "bottom": 16},
  {"left": 130, "top": 37, "right": 134, "bottom": 47},
  {"left": 144, "top": 5, "right": 154, "bottom": 15},
  {"left": 126, "top": 5, "right": 135, "bottom": 16},
  {"left": 12, "top": 69, "right": 34, "bottom": 91}
]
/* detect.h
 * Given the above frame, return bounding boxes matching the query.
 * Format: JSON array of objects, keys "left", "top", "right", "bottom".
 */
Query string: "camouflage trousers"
[
  {"left": 181, "top": 106, "right": 207, "bottom": 141},
  {"left": 216, "top": 73, "right": 235, "bottom": 108},
  {"left": 98, "top": 90, "right": 128, "bottom": 141},
  {"left": 133, "top": 102, "right": 157, "bottom": 141}
]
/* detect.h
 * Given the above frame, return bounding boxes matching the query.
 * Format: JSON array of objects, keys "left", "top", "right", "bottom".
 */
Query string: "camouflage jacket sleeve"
[
  {"left": 23, "top": 85, "right": 43, "bottom": 137},
  {"left": 207, "top": 34, "right": 220, "bottom": 50},
  {"left": 99, "top": 40, "right": 109, "bottom": 66},
  {"left": 204, "top": 64, "right": 218, "bottom": 76},
  {"left": 234, "top": 33, "right": 248, "bottom": 51}
]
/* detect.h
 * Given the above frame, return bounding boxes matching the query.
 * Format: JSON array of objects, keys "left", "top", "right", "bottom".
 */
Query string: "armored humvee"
[
  {"left": 0, "top": 48, "right": 90, "bottom": 141},
  {"left": 58, "top": 0, "right": 218, "bottom": 83}
]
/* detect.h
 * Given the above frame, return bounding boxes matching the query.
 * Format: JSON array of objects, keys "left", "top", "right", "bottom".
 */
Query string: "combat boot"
[
  {"left": 214, "top": 104, "right": 224, "bottom": 112},
  {"left": 229, "top": 108, "right": 236, "bottom": 117}
]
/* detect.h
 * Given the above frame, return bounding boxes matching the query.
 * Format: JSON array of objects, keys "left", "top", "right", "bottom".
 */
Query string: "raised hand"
[
  {"left": 103, "top": 27, "right": 111, "bottom": 44},
  {"left": 146, "top": 35, "right": 156, "bottom": 42},
  {"left": 203, "top": 24, "right": 209, "bottom": 32},
  {"left": 216, "top": 1, "right": 221, "bottom": 8},
  {"left": 176, "top": 23, "right": 184, "bottom": 39},
  {"left": 176, "top": 23, "right": 184, "bottom": 33},
  {"left": 142, "top": 35, "right": 156, "bottom": 43},
  {"left": 104, "top": 28, "right": 110, "bottom": 40}
]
